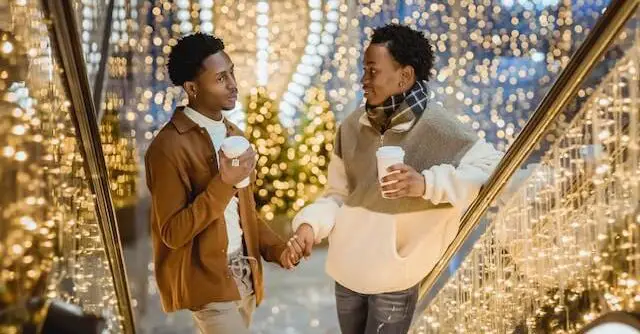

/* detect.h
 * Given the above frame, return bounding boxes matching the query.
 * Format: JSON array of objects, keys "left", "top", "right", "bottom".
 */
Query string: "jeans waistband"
[{"left": 227, "top": 249, "right": 255, "bottom": 298}]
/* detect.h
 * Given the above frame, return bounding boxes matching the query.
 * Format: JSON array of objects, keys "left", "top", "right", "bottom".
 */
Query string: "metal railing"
[{"left": 41, "top": 0, "right": 136, "bottom": 332}]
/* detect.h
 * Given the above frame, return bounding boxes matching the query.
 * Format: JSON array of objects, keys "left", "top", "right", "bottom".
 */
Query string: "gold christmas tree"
[
  {"left": 291, "top": 87, "right": 336, "bottom": 213},
  {"left": 245, "top": 87, "right": 336, "bottom": 221},
  {"left": 245, "top": 87, "right": 295, "bottom": 221}
]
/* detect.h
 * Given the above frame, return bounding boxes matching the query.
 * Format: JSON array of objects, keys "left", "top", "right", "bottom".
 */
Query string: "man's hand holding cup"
[
  {"left": 380, "top": 164, "right": 426, "bottom": 199},
  {"left": 377, "top": 146, "right": 425, "bottom": 199},
  {"left": 219, "top": 136, "right": 256, "bottom": 187}
]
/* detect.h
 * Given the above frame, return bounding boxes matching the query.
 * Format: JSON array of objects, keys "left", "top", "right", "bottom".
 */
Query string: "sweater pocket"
[
  {"left": 391, "top": 221, "right": 410, "bottom": 262},
  {"left": 327, "top": 206, "right": 410, "bottom": 292},
  {"left": 394, "top": 208, "right": 456, "bottom": 259}
]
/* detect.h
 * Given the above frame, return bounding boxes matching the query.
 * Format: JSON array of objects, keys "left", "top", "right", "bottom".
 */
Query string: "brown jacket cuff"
[{"left": 264, "top": 243, "right": 288, "bottom": 266}]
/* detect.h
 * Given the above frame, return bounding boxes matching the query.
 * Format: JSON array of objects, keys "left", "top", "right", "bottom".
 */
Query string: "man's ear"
[
  {"left": 183, "top": 81, "right": 198, "bottom": 98},
  {"left": 401, "top": 66, "right": 416, "bottom": 85}
]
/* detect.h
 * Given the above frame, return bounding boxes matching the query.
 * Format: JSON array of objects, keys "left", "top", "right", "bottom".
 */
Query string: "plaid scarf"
[{"left": 365, "top": 80, "right": 430, "bottom": 133}]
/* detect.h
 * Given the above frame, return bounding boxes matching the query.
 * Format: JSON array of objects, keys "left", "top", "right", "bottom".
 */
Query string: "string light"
[
  {"left": 320, "top": 0, "right": 361, "bottom": 122},
  {"left": 100, "top": 94, "right": 139, "bottom": 209},
  {"left": 133, "top": 0, "right": 184, "bottom": 150},
  {"left": 214, "top": 0, "right": 257, "bottom": 100},
  {"left": 356, "top": 0, "right": 604, "bottom": 152},
  {"left": 209, "top": 0, "right": 262, "bottom": 130},
  {"left": 256, "top": 0, "right": 269, "bottom": 87},
  {"left": 279, "top": 0, "right": 340, "bottom": 128},
  {"left": 99, "top": 0, "right": 141, "bottom": 211},
  {"left": 177, "top": 0, "right": 193, "bottom": 34},
  {"left": 213, "top": 0, "right": 312, "bottom": 129},
  {"left": 199, "top": 0, "right": 214, "bottom": 33},
  {"left": 1, "top": 0, "right": 122, "bottom": 332},
  {"left": 77, "top": 0, "right": 107, "bottom": 89},
  {"left": 413, "top": 39, "right": 640, "bottom": 334},
  {"left": 190, "top": 0, "right": 201, "bottom": 32},
  {"left": 0, "top": 1, "right": 614, "bottom": 332}
]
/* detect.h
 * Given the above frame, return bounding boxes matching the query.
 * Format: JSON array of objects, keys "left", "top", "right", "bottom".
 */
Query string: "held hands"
[
  {"left": 380, "top": 163, "right": 426, "bottom": 199},
  {"left": 280, "top": 223, "right": 315, "bottom": 270},
  {"left": 280, "top": 247, "right": 299, "bottom": 270},
  {"left": 218, "top": 146, "right": 257, "bottom": 186}
]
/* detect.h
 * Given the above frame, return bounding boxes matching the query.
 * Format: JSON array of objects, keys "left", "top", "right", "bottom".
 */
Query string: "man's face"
[
  {"left": 361, "top": 43, "right": 405, "bottom": 106},
  {"left": 189, "top": 50, "right": 238, "bottom": 111}
]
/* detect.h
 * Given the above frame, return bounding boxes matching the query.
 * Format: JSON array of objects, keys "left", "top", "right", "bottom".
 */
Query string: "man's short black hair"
[
  {"left": 371, "top": 24, "right": 434, "bottom": 81},
  {"left": 167, "top": 32, "right": 225, "bottom": 86}
]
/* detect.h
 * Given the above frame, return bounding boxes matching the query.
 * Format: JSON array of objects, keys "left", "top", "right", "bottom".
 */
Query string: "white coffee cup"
[
  {"left": 221, "top": 136, "right": 251, "bottom": 188},
  {"left": 376, "top": 146, "right": 405, "bottom": 198}
]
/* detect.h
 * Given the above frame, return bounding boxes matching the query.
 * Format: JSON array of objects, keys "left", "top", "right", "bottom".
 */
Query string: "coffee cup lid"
[
  {"left": 376, "top": 146, "right": 405, "bottom": 157},
  {"left": 221, "top": 136, "right": 250, "bottom": 157}
]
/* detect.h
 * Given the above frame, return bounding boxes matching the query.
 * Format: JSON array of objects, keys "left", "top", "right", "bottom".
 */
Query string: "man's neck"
[{"left": 187, "top": 103, "right": 224, "bottom": 122}]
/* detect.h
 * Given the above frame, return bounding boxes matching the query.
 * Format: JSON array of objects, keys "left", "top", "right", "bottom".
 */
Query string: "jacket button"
[{"left": 221, "top": 249, "right": 225, "bottom": 253}]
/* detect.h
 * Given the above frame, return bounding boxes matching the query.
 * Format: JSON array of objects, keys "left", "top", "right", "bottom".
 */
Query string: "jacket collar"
[{"left": 171, "top": 106, "right": 242, "bottom": 136}]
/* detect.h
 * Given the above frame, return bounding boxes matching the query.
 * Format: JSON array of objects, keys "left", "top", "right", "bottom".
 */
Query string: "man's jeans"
[{"left": 335, "top": 282, "right": 419, "bottom": 334}]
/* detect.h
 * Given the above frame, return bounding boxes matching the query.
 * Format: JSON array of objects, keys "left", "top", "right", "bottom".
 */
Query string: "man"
[
  {"left": 145, "top": 32, "right": 300, "bottom": 334},
  {"left": 288, "top": 24, "right": 503, "bottom": 333}
]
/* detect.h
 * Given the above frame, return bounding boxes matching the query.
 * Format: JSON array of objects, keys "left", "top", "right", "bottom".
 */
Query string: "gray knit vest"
[{"left": 335, "top": 102, "right": 477, "bottom": 214}]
